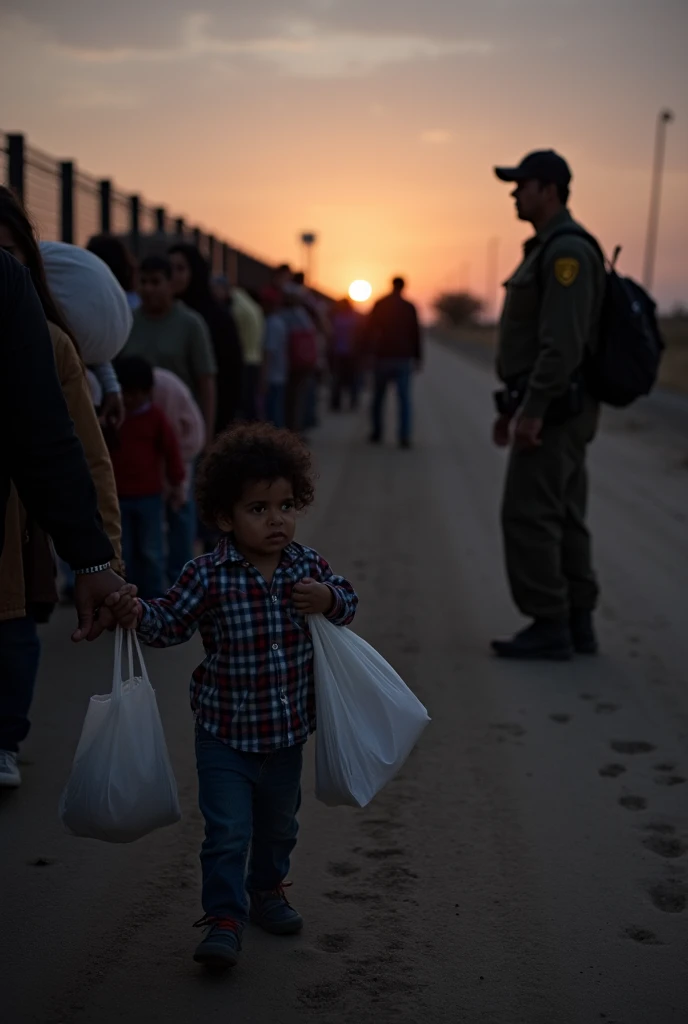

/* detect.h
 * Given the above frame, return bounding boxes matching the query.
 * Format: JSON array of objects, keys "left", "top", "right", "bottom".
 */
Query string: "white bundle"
[{"left": 40, "top": 241, "right": 133, "bottom": 364}]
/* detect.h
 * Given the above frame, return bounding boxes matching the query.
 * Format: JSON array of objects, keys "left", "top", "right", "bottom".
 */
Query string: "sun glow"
[{"left": 348, "top": 279, "right": 373, "bottom": 303}]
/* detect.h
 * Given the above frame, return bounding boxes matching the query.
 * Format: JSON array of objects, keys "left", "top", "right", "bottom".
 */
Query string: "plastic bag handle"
[{"left": 112, "top": 626, "right": 151, "bottom": 701}]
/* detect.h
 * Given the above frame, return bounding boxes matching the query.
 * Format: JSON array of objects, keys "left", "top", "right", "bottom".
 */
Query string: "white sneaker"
[{"left": 0, "top": 750, "right": 21, "bottom": 788}]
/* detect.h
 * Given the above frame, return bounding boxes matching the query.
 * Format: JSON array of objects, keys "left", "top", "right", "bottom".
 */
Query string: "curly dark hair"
[{"left": 196, "top": 423, "right": 316, "bottom": 525}]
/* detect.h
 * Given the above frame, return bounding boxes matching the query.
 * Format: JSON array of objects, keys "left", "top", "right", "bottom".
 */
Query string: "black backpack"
[{"left": 538, "top": 228, "right": 664, "bottom": 407}]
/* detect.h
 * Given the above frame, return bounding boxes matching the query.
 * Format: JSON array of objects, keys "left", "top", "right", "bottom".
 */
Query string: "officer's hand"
[
  {"left": 492, "top": 415, "right": 512, "bottom": 448},
  {"left": 514, "top": 416, "right": 543, "bottom": 451}
]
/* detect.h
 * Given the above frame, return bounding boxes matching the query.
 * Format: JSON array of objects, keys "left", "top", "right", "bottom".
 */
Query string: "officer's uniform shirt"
[{"left": 497, "top": 209, "right": 606, "bottom": 419}]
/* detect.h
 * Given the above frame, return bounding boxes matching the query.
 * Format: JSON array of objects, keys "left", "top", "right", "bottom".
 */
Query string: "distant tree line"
[{"left": 433, "top": 291, "right": 484, "bottom": 328}]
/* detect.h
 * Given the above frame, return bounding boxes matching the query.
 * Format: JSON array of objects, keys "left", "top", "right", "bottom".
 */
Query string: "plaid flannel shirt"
[{"left": 137, "top": 537, "right": 357, "bottom": 752}]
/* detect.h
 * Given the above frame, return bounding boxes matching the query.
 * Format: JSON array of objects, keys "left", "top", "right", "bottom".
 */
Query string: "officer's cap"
[{"left": 494, "top": 150, "right": 572, "bottom": 186}]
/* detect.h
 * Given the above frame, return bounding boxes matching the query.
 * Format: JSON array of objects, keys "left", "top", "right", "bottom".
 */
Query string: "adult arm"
[
  {"left": 53, "top": 326, "right": 124, "bottom": 573},
  {"left": 0, "top": 254, "right": 113, "bottom": 570}
]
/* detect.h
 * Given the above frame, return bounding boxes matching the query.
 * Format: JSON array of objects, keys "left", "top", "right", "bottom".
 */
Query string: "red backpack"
[{"left": 288, "top": 326, "right": 319, "bottom": 372}]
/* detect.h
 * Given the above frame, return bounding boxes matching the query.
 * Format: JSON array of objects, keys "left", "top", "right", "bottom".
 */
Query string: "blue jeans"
[
  {"left": 0, "top": 617, "right": 41, "bottom": 752},
  {"left": 265, "top": 383, "right": 286, "bottom": 428},
  {"left": 166, "top": 497, "right": 196, "bottom": 585},
  {"left": 195, "top": 728, "right": 303, "bottom": 923},
  {"left": 120, "top": 494, "right": 165, "bottom": 599},
  {"left": 371, "top": 357, "right": 414, "bottom": 443}
]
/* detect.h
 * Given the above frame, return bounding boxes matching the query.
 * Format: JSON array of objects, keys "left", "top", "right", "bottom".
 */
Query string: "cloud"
[
  {"left": 420, "top": 130, "right": 453, "bottom": 144},
  {"left": 46, "top": 12, "right": 495, "bottom": 78}
]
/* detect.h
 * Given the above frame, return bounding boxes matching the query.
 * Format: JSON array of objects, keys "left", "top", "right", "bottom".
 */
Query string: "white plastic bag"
[
  {"left": 40, "top": 241, "right": 133, "bottom": 364},
  {"left": 59, "top": 628, "right": 181, "bottom": 843},
  {"left": 311, "top": 615, "right": 430, "bottom": 808}
]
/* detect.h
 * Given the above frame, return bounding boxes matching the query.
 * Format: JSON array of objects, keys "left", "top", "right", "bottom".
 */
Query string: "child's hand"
[
  {"left": 104, "top": 584, "right": 141, "bottom": 630},
  {"left": 292, "top": 578, "right": 334, "bottom": 615}
]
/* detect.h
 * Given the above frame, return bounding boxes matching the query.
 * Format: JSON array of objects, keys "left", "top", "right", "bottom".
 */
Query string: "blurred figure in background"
[
  {"left": 366, "top": 276, "right": 422, "bottom": 450},
  {"left": 110, "top": 356, "right": 185, "bottom": 597},
  {"left": 86, "top": 234, "right": 140, "bottom": 311},
  {"left": 169, "top": 245, "right": 242, "bottom": 435},
  {"left": 123, "top": 254, "right": 217, "bottom": 441},
  {"left": 262, "top": 289, "right": 289, "bottom": 428},
  {"left": 282, "top": 284, "right": 320, "bottom": 436},
  {"left": 330, "top": 297, "right": 363, "bottom": 412},
  {"left": 151, "top": 365, "right": 206, "bottom": 569},
  {"left": 212, "top": 274, "right": 265, "bottom": 421},
  {"left": 123, "top": 254, "right": 218, "bottom": 574}
]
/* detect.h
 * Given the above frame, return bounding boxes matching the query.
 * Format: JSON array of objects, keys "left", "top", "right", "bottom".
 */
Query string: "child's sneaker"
[
  {"left": 193, "top": 917, "right": 242, "bottom": 968},
  {"left": 249, "top": 884, "right": 303, "bottom": 935}
]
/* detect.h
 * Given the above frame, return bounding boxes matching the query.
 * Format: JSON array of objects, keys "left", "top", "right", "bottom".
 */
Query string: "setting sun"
[{"left": 348, "top": 280, "right": 373, "bottom": 303}]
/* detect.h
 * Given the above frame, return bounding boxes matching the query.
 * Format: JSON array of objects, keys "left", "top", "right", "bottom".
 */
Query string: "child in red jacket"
[{"left": 111, "top": 356, "right": 185, "bottom": 597}]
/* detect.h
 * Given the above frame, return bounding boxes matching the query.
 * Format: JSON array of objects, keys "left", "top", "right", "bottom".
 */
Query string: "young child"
[
  {"left": 110, "top": 356, "right": 185, "bottom": 598},
  {"left": 108, "top": 423, "right": 357, "bottom": 970}
]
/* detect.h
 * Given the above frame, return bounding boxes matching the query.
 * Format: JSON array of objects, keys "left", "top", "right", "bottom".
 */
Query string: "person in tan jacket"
[{"left": 0, "top": 187, "right": 123, "bottom": 788}]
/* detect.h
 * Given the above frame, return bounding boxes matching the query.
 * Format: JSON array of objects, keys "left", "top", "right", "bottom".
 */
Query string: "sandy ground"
[{"left": 2, "top": 342, "right": 687, "bottom": 1024}]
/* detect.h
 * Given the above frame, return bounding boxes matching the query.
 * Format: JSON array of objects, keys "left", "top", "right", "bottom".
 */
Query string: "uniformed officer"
[{"left": 491, "top": 150, "right": 606, "bottom": 660}]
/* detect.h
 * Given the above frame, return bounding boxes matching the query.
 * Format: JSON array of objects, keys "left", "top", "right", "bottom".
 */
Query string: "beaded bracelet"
[{"left": 73, "top": 562, "right": 111, "bottom": 576}]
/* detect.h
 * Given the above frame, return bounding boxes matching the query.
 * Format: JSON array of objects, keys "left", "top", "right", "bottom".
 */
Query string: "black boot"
[
  {"left": 491, "top": 619, "right": 573, "bottom": 661},
  {"left": 570, "top": 609, "right": 598, "bottom": 655}
]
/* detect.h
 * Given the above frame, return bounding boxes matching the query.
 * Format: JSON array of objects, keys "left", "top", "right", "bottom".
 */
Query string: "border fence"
[{"left": 1, "top": 132, "right": 282, "bottom": 293}]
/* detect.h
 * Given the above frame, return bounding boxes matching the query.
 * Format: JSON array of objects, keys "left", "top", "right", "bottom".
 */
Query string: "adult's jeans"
[
  {"left": 371, "top": 357, "right": 414, "bottom": 444},
  {"left": 195, "top": 727, "right": 303, "bottom": 923},
  {"left": 120, "top": 494, "right": 165, "bottom": 599},
  {"left": 0, "top": 616, "right": 41, "bottom": 752},
  {"left": 265, "top": 383, "right": 286, "bottom": 429}
]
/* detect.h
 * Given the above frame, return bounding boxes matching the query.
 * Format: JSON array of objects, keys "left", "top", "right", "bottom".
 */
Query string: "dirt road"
[{"left": 2, "top": 342, "right": 687, "bottom": 1024}]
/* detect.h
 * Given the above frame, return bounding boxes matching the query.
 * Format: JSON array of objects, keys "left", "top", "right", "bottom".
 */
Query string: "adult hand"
[
  {"left": 72, "top": 568, "right": 127, "bottom": 643},
  {"left": 99, "top": 392, "right": 126, "bottom": 430},
  {"left": 492, "top": 414, "right": 512, "bottom": 448},
  {"left": 513, "top": 415, "right": 543, "bottom": 451},
  {"left": 292, "top": 578, "right": 334, "bottom": 615}
]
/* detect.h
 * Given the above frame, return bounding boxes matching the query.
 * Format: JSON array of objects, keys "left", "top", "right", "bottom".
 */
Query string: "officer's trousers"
[{"left": 501, "top": 395, "right": 600, "bottom": 621}]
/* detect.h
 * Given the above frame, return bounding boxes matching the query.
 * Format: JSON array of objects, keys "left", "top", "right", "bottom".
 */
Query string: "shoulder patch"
[{"left": 554, "top": 257, "right": 580, "bottom": 287}]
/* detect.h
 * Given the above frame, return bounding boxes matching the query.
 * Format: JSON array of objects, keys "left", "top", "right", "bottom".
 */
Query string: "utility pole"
[
  {"left": 643, "top": 108, "right": 674, "bottom": 292},
  {"left": 300, "top": 232, "right": 317, "bottom": 286}
]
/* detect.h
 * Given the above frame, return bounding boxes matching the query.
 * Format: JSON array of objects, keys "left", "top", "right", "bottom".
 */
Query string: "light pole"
[
  {"left": 300, "top": 232, "right": 317, "bottom": 286},
  {"left": 642, "top": 108, "right": 674, "bottom": 293}
]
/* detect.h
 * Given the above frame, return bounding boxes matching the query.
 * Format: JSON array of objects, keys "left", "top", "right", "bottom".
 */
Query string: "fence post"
[
  {"left": 208, "top": 235, "right": 216, "bottom": 273},
  {"left": 155, "top": 207, "right": 166, "bottom": 234},
  {"left": 221, "top": 243, "right": 229, "bottom": 278},
  {"left": 99, "top": 180, "right": 112, "bottom": 234},
  {"left": 175, "top": 217, "right": 185, "bottom": 237},
  {"left": 192, "top": 227, "right": 202, "bottom": 250},
  {"left": 8, "top": 134, "right": 25, "bottom": 199},
  {"left": 130, "top": 195, "right": 140, "bottom": 255},
  {"left": 60, "top": 161, "right": 75, "bottom": 243}
]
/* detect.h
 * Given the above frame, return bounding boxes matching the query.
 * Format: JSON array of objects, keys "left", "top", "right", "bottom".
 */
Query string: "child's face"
[
  {"left": 218, "top": 477, "right": 297, "bottom": 558},
  {"left": 123, "top": 388, "right": 151, "bottom": 413},
  {"left": 138, "top": 271, "right": 174, "bottom": 314}
]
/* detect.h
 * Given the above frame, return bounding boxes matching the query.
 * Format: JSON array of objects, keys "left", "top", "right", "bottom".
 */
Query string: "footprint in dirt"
[
  {"left": 364, "top": 848, "right": 405, "bottom": 860},
  {"left": 579, "top": 693, "right": 598, "bottom": 701},
  {"left": 653, "top": 765, "right": 686, "bottom": 787},
  {"left": 327, "top": 861, "right": 361, "bottom": 878},
  {"left": 317, "top": 933, "right": 354, "bottom": 953},
  {"left": 599, "top": 763, "right": 627, "bottom": 778},
  {"left": 643, "top": 834, "right": 688, "bottom": 859},
  {"left": 619, "top": 795, "right": 647, "bottom": 811},
  {"left": 549, "top": 713, "right": 571, "bottom": 724},
  {"left": 596, "top": 703, "right": 620, "bottom": 715},
  {"left": 490, "top": 722, "right": 526, "bottom": 738},
  {"left": 611, "top": 741, "right": 656, "bottom": 755},
  {"left": 648, "top": 881, "right": 688, "bottom": 914},
  {"left": 297, "top": 982, "right": 348, "bottom": 1010},
  {"left": 644, "top": 823, "right": 676, "bottom": 836},
  {"left": 625, "top": 926, "right": 663, "bottom": 945}
]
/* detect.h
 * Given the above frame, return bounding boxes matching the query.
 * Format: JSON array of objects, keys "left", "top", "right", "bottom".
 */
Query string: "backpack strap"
[{"left": 535, "top": 226, "right": 606, "bottom": 289}]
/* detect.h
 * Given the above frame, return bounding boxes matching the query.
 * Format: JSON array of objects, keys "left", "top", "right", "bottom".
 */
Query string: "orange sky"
[{"left": 2, "top": 2, "right": 687, "bottom": 316}]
